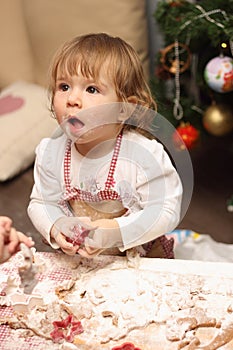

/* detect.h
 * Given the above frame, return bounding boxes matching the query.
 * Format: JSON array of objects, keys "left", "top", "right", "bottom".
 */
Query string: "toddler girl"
[{"left": 28, "top": 33, "right": 183, "bottom": 258}]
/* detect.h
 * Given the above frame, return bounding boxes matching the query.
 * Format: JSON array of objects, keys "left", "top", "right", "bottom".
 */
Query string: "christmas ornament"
[
  {"left": 204, "top": 55, "right": 233, "bottom": 93},
  {"left": 155, "top": 65, "right": 173, "bottom": 80},
  {"left": 173, "top": 122, "right": 199, "bottom": 149},
  {"left": 203, "top": 104, "right": 233, "bottom": 136},
  {"left": 167, "top": 0, "right": 183, "bottom": 7},
  {"left": 160, "top": 42, "right": 191, "bottom": 74}
]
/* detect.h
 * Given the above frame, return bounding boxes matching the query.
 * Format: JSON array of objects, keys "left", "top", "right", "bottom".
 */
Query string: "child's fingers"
[
  {"left": 7, "top": 228, "right": 19, "bottom": 253},
  {"left": 0, "top": 216, "right": 12, "bottom": 232},
  {"left": 55, "top": 232, "right": 72, "bottom": 248},
  {"left": 17, "top": 232, "right": 34, "bottom": 247},
  {"left": 78, "top": 248, "right": 94, "bottom": 258},
  {"left": 0, "top": 235, "right": 11, "bottom": 263},
  {"left": 55, "top": 232, "right": 79, "bottom": 255},
  {"left": 5, "top": 230, "right": 34, "bottom": 255},
  {"left": 61, "top": 246, "right": 78, "bottom": 255},
  {"left": 0, "top": 234, "right": 4, "bottom": 261}
]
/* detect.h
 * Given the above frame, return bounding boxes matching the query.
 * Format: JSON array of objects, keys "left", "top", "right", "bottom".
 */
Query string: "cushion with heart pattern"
[{"left": 0, "top": 81, "right": 56, "bottom": 181}]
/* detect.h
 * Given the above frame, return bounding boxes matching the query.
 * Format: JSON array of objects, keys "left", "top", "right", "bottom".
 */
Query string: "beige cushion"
[
  {"left": 0, "top": 0, "right": 34, "bottom": 89},
  {"left": 22, "top": 0, "right": 149, "bottom": 86},
  {"left": 0, "top": 81, "right": 56, "bottom": 181}
]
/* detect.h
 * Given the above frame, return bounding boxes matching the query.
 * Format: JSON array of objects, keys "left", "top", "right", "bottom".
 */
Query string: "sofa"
[{"left": 0, "top": 0, "right": 232, "bottom": 251}]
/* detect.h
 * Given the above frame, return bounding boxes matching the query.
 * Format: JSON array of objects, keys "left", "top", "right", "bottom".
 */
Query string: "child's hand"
[
  {"left": 0, "top": 216, "right": 34, "bottom": 263},
  {"left": 0, "top": 216, "right": 12, "bottom": 234},
  {"left": 50, "top": 216, "right": 95, "bottom": 255},
  {"left": 78, "top": 219, "right": 122, "bottom": 259}
]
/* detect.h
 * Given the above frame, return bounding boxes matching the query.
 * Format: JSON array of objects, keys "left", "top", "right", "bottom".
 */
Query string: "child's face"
[{"left": 53, "top": 65, "right": 123, "bottom": 154}]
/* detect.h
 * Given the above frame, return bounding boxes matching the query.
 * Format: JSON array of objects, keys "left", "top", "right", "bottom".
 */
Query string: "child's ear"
[
  {"left": 127, "top": 95, "right": 139, "bottom": 104},
  {"left": 118, "top": 97, "right": 138, "bottom": 122}
]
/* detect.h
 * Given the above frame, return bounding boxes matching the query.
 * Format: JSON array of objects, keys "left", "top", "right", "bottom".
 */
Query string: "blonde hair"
[{"left": 48, "top": 33, "right": 157, "bottom": 131}]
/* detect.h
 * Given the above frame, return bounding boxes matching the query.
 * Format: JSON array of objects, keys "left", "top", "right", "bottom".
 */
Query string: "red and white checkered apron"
[
  {"left": 58, "top": 133, "right": 174, "bottom": 258},
  {"left": 58, "top": 132, "right": 124, "bottom": 217}
]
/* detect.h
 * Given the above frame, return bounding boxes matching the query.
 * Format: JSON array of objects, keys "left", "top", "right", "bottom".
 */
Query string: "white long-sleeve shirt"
[{"left": 28, "top": 130, "right": 183, "bottom": 251}]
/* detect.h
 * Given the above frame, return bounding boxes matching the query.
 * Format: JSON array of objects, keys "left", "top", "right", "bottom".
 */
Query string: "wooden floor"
[{"left": 0, "top": 133, "right": 232, "bottom": 251}]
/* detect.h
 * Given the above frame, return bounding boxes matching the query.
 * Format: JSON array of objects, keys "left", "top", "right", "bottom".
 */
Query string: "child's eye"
[
  {"left": 58, "top": 83, "right": 70, "bottom": 92},
  {"left": 86, "top": 86, "right": 99, "bottom": 94}
]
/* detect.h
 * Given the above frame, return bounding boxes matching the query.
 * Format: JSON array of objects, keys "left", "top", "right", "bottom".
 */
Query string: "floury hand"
[{"left": 52, "top": 216, "right": 96, "bottom": 246}]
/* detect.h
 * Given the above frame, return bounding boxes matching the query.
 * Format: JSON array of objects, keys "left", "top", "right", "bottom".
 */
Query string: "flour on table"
[{"left": 1, "top": 252, "right": 233, "bottom": 349}]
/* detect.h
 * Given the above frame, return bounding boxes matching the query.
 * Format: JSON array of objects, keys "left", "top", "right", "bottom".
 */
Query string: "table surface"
[
  {"left": 1, "top": 252, "right": 233, "bottom": 350},
  {"left": 0, "top": 251, "right": 73, "bottom": 350}
]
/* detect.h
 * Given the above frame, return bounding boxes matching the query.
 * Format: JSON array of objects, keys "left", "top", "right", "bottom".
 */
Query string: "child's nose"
[{"left": 67, "top": 90, "right": 82, "bottom": 108}]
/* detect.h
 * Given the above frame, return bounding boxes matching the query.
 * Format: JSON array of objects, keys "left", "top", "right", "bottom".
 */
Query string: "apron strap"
[
  {"left": 64, "top": 132, "right": 123, "bottom": 192},
  {"left": 64, "top": 139, "right": 72, "bottom": 190},
  {"left": 105, "top": 132, "right": 123, "bottom": 190}
]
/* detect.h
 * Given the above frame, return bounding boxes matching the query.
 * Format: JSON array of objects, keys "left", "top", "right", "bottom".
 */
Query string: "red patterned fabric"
[
  {"left": 142, "top": 235, "right": 175, "bottom": 259},
  {"left": 59, "top": 132, "right": 123, "bottom": 216}
]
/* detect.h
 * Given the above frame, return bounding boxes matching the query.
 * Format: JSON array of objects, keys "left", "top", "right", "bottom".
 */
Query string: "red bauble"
[
  {"left": 169, "top": 0, "right": 183, "bottom": 7},
  {"left": 173, "top": 122, "right": 199, "bottom": 149},
  {"left": 155, "top": 64, "right": 173, "bottom": 80}
]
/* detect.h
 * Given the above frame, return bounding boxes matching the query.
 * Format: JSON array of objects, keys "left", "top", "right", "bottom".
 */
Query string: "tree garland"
[
  {"left": 151, "top": 0, "right": 233, "bottom": 141},
  {"left": 154, "top": 0, "right": 233, "bottom": 49}
]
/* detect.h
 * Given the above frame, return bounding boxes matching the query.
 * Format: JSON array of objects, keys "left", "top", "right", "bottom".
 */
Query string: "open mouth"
[
  {"left": 67, "top": 116, "right": 85, "bottom": 130},
  {"left": 62, "top": 115, "right": 86, "bottom": 140}
]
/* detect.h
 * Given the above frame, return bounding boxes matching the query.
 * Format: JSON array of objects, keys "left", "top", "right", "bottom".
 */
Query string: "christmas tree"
[{"left": 151, "top": 0, "right": 233, "bottom": 148}]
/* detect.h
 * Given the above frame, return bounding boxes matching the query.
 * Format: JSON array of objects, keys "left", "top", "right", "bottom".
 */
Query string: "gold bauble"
[{"left": 203, "top": 104, "right": 233, "bottom": 136}]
